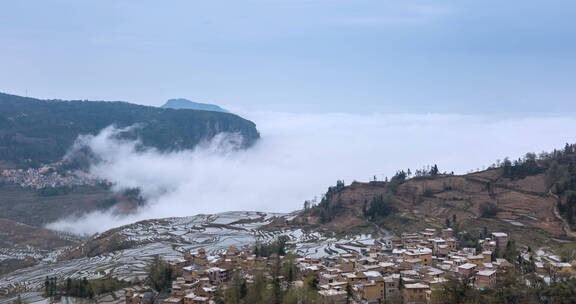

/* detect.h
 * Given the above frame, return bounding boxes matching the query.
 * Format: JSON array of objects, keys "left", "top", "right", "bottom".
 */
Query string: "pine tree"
[
  {"left": 44, "top": 277, "right": 50, "bottom": 297},
  {"left": 431, "top": 164, "right": 439, "bottom": 175},
  {"left": 65, "top": 278, "right": 72, "bottom": 295},
  {"left": 346, "top": 284, "right": 353, "bottom": 304}
]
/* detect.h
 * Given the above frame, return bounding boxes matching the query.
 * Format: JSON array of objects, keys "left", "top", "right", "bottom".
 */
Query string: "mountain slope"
[
  {"left": 0, "top": 211, "right": 379, "bottom": 296},
  {"left": 0, "top": 93, "right": 259, "bottom": 167},
  {"left": 161, "top": 98, "right": 228, "bottom": 113},
  {"left": 0, "top": 184, "right": 140, "bottom": 227},
  {"left": 293, "top": 145, "right": 576, "bottom": 247},
  {"left": 0, "top": 218, "right": 79, "bottom": 276},
  {"left": 0, "top": 219, "right": 77, "bottom": 253}
]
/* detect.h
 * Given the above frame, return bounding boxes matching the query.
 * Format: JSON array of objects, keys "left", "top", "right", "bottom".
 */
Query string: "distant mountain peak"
[{"left": 161, "top": 98, "right": 229, "bottom": 113}]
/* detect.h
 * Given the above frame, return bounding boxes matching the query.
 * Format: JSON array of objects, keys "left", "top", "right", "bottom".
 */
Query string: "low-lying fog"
[{"left": 47, "top": 112, "right": 576, "bottom": 235}]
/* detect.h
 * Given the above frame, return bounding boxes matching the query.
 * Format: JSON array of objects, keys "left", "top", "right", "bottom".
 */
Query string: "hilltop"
[
  {"left": 161, "top": 98, "right": 229, "bottom": 113},
  {"left": 0, "top": 92, "right": 259, "bottom": 168},
  {"left": 292, "top": 144, "right": 576, "bottom": 248}
]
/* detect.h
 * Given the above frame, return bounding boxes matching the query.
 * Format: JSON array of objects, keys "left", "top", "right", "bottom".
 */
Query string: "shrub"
[{"left": 479, "top": 201, "right": 499, "bottom": 218}]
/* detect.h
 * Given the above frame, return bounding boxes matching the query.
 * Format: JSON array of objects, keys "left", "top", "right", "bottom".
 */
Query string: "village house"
[
  {"left": 549, "top": 262, "right": 575, "bottom": 275},
  {"left": 161, "top": 297, "right": 183, "bottom": 304},
  {"left": 183, "top": 293, "right": 209, "bottom": 304},
  {"left": 441, "top": 228, "right": 453, "bottom": 239},
  {"left": 206, "top": 267, "right": 229, "bottom": 284},
  {"left": 475, "top": 269, "right": 497, "bottom": 289},
  {"left": 403, "top": 283, "right": 430, "bottom": 304},
  {"left": 125, "top": 290, "right": 156, "bottom": 304},
  {"left": 457, "top": 263, "right": 477, "bottom": 279},
  {"left": 491, "top": 232, "right": 509, "bottom": 249},
  {"left": 124, "top": 227, "right": 565, "bottom": 304},
  {"left": 318, "top": 288, "right": 347, "bottom": 304},
  {"left": 383, "top": 275, "right": 401, "bottom": 301}
]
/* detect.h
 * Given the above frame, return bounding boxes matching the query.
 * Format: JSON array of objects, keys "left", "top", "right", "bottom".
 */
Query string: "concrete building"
[{"left": 491, "top": 232, "right": 509, "bottom": 249}]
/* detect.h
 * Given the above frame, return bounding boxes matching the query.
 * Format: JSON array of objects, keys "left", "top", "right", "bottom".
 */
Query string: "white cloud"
[{"left": 46, "top": 112, "right": 576, "bottom": 235}]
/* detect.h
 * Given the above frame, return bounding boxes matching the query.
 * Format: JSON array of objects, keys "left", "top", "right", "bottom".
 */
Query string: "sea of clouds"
[{"left": 46, "top": 112, "right": 576, "bottom": 235}]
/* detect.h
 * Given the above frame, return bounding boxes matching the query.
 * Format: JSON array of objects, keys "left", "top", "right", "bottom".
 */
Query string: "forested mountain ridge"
[
  {"left": 292, "top": 144, "right": 576, "bottom": 248},
  {"left": 0, "top": 92, "right": 259, "bottom": 168}
]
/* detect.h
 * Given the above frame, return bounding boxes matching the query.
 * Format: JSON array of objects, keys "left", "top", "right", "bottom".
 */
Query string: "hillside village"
[
  {"left": 3, "top": 1, "right": 576, "bottom": 303},
  {"left": 1, "top": 164, "right": 108, "bottom": 189},
  {"left": 125, "top": 227, "right": 575, "bottom": 304}
]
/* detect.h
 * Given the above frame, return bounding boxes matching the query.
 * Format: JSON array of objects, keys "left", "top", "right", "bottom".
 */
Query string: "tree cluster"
[
  {"left": 313, "top": 180, "right": 347, "bottom": 224},
  {"left": 254, "top": 236, "right": 289, "bottom": 257},
  {"left": 492, "top": 143, "right": 576, "bottom": 228},
  {"left": 431, "top": 270, "right": 576, "bottom": 304},
  {"left": 147, "top": 255, "right": 175, "bottom": 292},
  {"left": 214, "top": 257, "right": 319, "bottom": 304},
  {"left": 500, "top": 154, "right": 542, "bottom": 180},
  {"left": 479, "top": 201, "right": 499, "bottom": 218},
  {"left": 43, "top": 276, "right": 130, "bottom": 299},
  {"left": 364, "top": 195, "right": 398, "bottom": 220},
  {"left": 37, "top": 186, "right": 71, "bottom": 196}
]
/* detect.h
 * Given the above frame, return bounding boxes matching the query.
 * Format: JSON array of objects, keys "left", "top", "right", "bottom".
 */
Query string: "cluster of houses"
[
  {"left": 125, "top": 228, "right": 575, "bottom": 304},
  {"left": 1, "top": 165, "right": 107, "bottom": 189}
]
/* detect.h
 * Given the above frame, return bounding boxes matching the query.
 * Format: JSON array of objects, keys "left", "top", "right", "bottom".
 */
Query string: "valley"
[
  {"left": 0, "top": 94, "right": 575, "bottom": 303},
  {"left": 0, "top": 211, "right": 386, "bottom": 299}
]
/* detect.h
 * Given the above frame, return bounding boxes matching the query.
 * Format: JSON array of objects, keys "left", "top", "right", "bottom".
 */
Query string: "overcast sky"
[{"left": 1, "top": 0, "right": 575, "bottom": 114}]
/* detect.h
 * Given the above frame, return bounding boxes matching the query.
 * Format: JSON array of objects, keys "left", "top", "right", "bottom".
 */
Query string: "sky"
[{"left": 1, "top": 0, "right": 576, "bottom": 114}]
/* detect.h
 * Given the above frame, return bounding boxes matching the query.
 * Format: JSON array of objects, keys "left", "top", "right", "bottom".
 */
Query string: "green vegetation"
[
  {"left": 37, "top": 186, "right": 71, "bottom": 196},
  {"left": 540, "top": 144, "right": 576, "bottom": 228},
  {"left": 0, "top": 92, "right": 259, "bottom": 167},
  {"left": 431, "top": 270, "right": 576, "bottom": 304},
  {"left": 501, "top": 153, "right": 543, "bottom": 180},
  {"left": 387, "top": 170, "right": 407, "bottom": 194},
  {"left": 500, "top": 239, "right": 520, "bottom": 264},
  {"left": 558, "top": 192, "right": 576, "bottom": 228},
  {"left": 312, "top": 178, "right": 400, "bottom": 225},
  {"left": 0, "top": 184, "right": 133, "bottom": 227},
  {"left": 365, "top": 195, "right": 398, "bottom": 220},
  {"left": 558, "top": 242, "right": 576, "bottom": 262},
  {"left": 146, "top": 255, "right": 175, "bottom": 292},
  {"left": 479, "top": 201, "right": 499, "bottom": 218},
  {"left": 0, "top": 257, "right": 38, "bottom": 276},
  {"left": 215, "top": 257, "right": 319, "bottom": 304},
  {"left": 488, "top": 144, "right": 576, "bottom": 228},
  {"left": 448, "top": 222, "right": 523, "bottom": 264},
  {"left": 314, "top": 180, "right": 347, "bottom": 224},
  {"left": 44, "top": 276, "right": 130, "bottom": 299},
  {"left": 254, "top": 236, "right": 289, "bottom": 257},
  {"left": 302, "top": 143, "right": 576, "bottom": 244}
]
